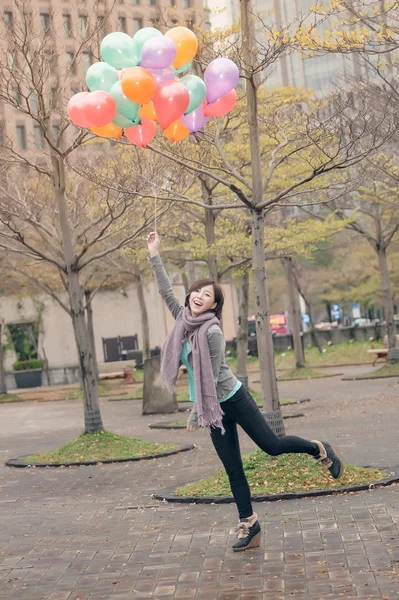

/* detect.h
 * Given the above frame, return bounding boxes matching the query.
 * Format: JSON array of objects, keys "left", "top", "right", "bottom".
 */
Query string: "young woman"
[{"left": 147, "top": 231, "right": 343, "bottom": 552}]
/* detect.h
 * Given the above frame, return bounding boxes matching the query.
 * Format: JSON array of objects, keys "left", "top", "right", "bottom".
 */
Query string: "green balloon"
[
  {"left": 132, "top": 27, "right": 162, "bottom": 61},
  {"left": 86, "top": 62, "right": 119, "bottom": 92},
  {"left": 100, "top": 32, "right": 137, "bottom": 69},
  {"left": 109, "top": 81, "right": 140, "bottom": 122},
  {"left": 180, "top": 74, "right": 206, "bottom": 115},
  {"left": 174, "top": 60, "right": 192, "bottom": 74},
  {"left": 112, "top": 113, "right": 135, "bottom": 128}
]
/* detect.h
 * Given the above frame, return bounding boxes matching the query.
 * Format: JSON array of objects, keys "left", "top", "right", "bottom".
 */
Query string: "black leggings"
[{"left": 210, "top": 385, "right": 319, "bottom": 519}]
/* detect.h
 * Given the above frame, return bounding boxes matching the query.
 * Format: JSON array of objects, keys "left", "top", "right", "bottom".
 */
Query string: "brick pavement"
[{"left": 0, "top": 368, "right": 398, "bottom": 599}]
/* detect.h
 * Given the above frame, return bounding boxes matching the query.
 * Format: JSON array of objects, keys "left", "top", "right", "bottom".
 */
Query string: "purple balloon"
[
  {"left": 148, "top": 67, "right": 176, "bottom": 88},
  {"left": 140, "top": 37, "right": 177, "bottom": 70},
  {"left": 204, "top": 58, "right": 239, "bottom": 103},
  {"left": 181, "top": 105, "right": 209, "bottom": 133}
]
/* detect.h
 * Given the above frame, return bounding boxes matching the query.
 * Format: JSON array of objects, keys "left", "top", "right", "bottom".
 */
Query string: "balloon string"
[{"left": 154, "top": 189, "right": 157, "bottom": 234}]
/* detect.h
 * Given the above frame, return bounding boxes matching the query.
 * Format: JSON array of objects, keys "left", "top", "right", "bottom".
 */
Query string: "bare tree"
[{"left": 0, "top": 2, "right": 171, "bottom": 431}]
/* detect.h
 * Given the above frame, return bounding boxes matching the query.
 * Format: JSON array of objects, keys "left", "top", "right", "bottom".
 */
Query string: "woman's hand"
[
  {"left": 187, "top": 422, "right": 198, "bottom": 432},
  {"left": 147, "top": 231, "right": 160, "bottom": 257}
]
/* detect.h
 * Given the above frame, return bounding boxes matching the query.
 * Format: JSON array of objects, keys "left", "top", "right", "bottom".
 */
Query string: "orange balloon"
[
  {"left": 163, "top": 119, "right": 190, "bottom": 142},
  {"left": 121, "top": 67, "right": 155, "bottom": 104},
  {"left": 140, "top": 100, "right": 157, "bottom": 122},
  {"left": 90, "top": 123, "right": 122, "bottom": 139},
  {"left": 165, "top": 27, "right": 198, "bottom": 70}
]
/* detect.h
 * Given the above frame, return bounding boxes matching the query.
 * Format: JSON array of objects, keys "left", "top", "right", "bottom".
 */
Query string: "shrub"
[{"left": 13, "top": 359, "right": 43, "bottom": 371}]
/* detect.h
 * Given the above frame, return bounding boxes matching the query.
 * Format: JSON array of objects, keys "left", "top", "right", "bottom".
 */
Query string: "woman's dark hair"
[{"left": 185, "top": 278, "right": 224, "bottom": 320}]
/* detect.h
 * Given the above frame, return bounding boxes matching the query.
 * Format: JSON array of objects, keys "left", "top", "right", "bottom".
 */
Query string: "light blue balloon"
[
  {"left": 86, "top": 62, "right": 119, "bottom": 92},
  {"left": 109, "top": 81, "right": 140, "bottom": 122},
  {"left": 173, "top": 60, "right": 192, "bottom": 74},
  {"left": 180, "top": 74, "right": 206, "bottom": 114},
  {"left": 112, "top": 113, "right": 135, "bottom": 128},
  {"left": 101, "top": 32, "right": 137, "bottom": 69},
  {"left": 132, "top": 27, "right": 162, "bottom": 62}
]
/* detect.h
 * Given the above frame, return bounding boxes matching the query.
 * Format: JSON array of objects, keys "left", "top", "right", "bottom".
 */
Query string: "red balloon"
[
  {"left": 153, "top": 80, "right": 190, "bottom": 130},
  {"left": 204, "top": 89, "right": 237, "bottom": 118},
  {"left": 67, "top": 92, "right": 92, "bottom": 128},
  {"left": 125, "top": 118, "right": 157, "bottom": 147},
  {"left": 82, "top": 91, "right": 116, "bottom": 127}
]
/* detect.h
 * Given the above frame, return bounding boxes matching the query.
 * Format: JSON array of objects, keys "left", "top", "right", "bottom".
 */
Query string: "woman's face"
[{"left": 189, "top": 285, "right": 217, "bottom": 317}]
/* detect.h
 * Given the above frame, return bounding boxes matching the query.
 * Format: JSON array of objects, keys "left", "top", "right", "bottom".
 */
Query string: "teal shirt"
[{"left": 181, "top": 340, "right": 242, "bottom": 403}]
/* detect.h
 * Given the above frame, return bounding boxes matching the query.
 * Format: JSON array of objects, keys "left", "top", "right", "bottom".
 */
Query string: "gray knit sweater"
[{"left": 149, "top": 254, "right": 239, "bottom": 425}]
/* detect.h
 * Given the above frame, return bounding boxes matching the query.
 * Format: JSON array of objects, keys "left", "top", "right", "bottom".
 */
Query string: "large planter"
[{"left": 13, "top": 369, "right": 43, "bottom": 389}]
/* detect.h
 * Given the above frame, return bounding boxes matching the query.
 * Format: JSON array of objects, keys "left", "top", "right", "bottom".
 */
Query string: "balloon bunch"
[{"left": 67, "top": 26, "right": 239, "bottom": 146}]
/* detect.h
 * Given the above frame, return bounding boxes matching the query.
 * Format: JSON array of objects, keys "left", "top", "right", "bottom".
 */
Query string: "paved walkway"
[{"left": 0, "top": 367, "right": 398, "bottom": 599}]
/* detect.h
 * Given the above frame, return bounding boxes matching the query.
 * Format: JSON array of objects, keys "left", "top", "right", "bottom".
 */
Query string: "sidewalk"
[{"left": 0, "top": 367, "right": 398, "bottom": 599}]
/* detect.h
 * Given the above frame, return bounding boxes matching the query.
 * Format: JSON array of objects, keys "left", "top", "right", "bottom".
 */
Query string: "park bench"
[
  {"left": 367, "top": 335, "right": 399, "bottom": 366},
  {"left": 98, "top": 359, "right": 137, "bottom": 384}
]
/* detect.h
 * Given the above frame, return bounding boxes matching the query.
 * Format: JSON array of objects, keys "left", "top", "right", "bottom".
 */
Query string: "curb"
[
  {"left": 149, "top": 413, "right": 306, "bottom": 430},
  {"left": 278, "top": 373, "right": 343, "bottom": 382},
  {"left": 342, "top": 374, "right": 399, "bottom": 381},
  {"left": 5, "top": 443, "right": 195, "bottom": 469},
  {"left": 153, "top": 467, "right": 399, "bottom": 504}
]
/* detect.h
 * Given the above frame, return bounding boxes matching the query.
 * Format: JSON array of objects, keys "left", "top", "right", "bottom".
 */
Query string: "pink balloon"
[
  {"left": 149, "top": 67, "right": 176, "bottom": 88},
  {"left": 180, "top": 104, "right": 209, "bottom": 133},
  {"left": 67, "top": 92, "right": 92, "bottom": 128},
  {"left": 125, "top": 118, "right": 157, "bottom": 147},
  {"left": 82, "top": 91, "right": 117, "bottom": 127},
  {"left": 153, "top": 80, "right": 190, "bottom": 130},
  {"left": 204, "top": 89, "right": 237, "bottom": 117}
]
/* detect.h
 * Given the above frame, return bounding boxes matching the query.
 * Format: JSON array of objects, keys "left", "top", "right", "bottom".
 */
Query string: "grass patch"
[
  {"left": 227, "top": 341, "right": 383, "bottom": 372},
  {"left": 176, "top": 450, "right": 386, "bottom": 497},
  {"left": 0, "top": 393, "right": 23, "bottom": 403},
  {"left": 248, "top": 389, "right": 296, "bottom": 407},
  {"left": 355, "top": 362, "right": 399, "bottom": 379},
  {"left": 278, "top": 367, "right": 332, "bottom": 381},
  {"left": 24, "top": 431, "right": 178, "bottom": 464}
]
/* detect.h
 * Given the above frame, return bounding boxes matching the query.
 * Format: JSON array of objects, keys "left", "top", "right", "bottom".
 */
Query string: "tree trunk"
[
  {"left": 0, "top": 323, "right": 7, "bottom": 395},
  {"left": 134, "top": 266, "right": 151, "bottom": 361},
  {"left": 53, "top": 157, "right": 103, "bottom": 432},
  {"left": 84, "top": 291, "right": 99, "bottom": 381},
  {"left": 284, "top": 257, "right": 305, "bottom": 368},
  {"left": 241, "top": 0, "right": 284, "bottom": 435},
  {"left": 377, "top": 245, "right": 398, "bottom": 361},
  {"left": 236, "top": 270, "right": 249, "bottom": 388}
]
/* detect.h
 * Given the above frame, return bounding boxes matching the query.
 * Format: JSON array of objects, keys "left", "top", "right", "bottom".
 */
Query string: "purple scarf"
[{"left": 160, "top": 306, "right": 225, "bottom": 432}]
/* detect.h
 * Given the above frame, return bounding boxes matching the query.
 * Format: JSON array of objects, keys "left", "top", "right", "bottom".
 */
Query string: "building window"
[
  {"left": 117, "top": 16, "right": 127, "bottom": 32},
  {"left": 50, "top": 88, "right": 57, "bottom": 107},
  {"left": 7, "top": 51, "right": 16, "bottom": 68},
  {"left": 132, "top": 18, "right": 143, "bottom": 33},
  {"left": 183, "top": 0, "right": 191, "bottom": 6},
  {"left": 29, "top": 90, "right": 38, "bottom": 112},
  {"left": 149, "top": 0, "right": 157, "bottom": 5},
  {"left": 0, "top": 121, "right": 4, "bottom": 145},
  {"left": 12, "top": 88, "right": 21, "bottom": 105},
  {"left": 40, "top": 12, "right": 51, "bottom": 34},
  {"left": 4, "top": 11, "right": 13, "bottom": 26},
  {"left": 63, "top": 14, "right": 72, "bottom": 37},
  {"left": 169, "top": 0, "right": 176, "bottom": 6},
  {"left": 79, "top": 15, "right": 88, "bottom": 34},
  {"left": 82, "top": 51, "right": 92, "bottom": 72},
  {"left": 67, "top": 52, "right": 76, "bottom": 74},
  {"left": 16, "top": 125, "right": 27, "bottom": 150},
  {"left": 97, "top": 16, "right": 106, "bottom": 33},
  {"left": 33, "top": 125, "right": 45, "bottom": 148},
  {"left": 131, "top": 0, "right": 140, "bottom": 4},
  {"left": 52, "top": 122, "right": 60, "bottom": 140}
]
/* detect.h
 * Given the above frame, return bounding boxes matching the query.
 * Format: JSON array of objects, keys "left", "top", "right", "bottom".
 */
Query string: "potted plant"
[{"left": 12, "top": 358, "right": 43, "bottom": 389}]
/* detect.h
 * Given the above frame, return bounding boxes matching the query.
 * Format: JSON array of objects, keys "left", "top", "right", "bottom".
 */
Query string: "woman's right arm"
[{"left": 147, "top": 232, "right": 183, "bottom": 320}]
